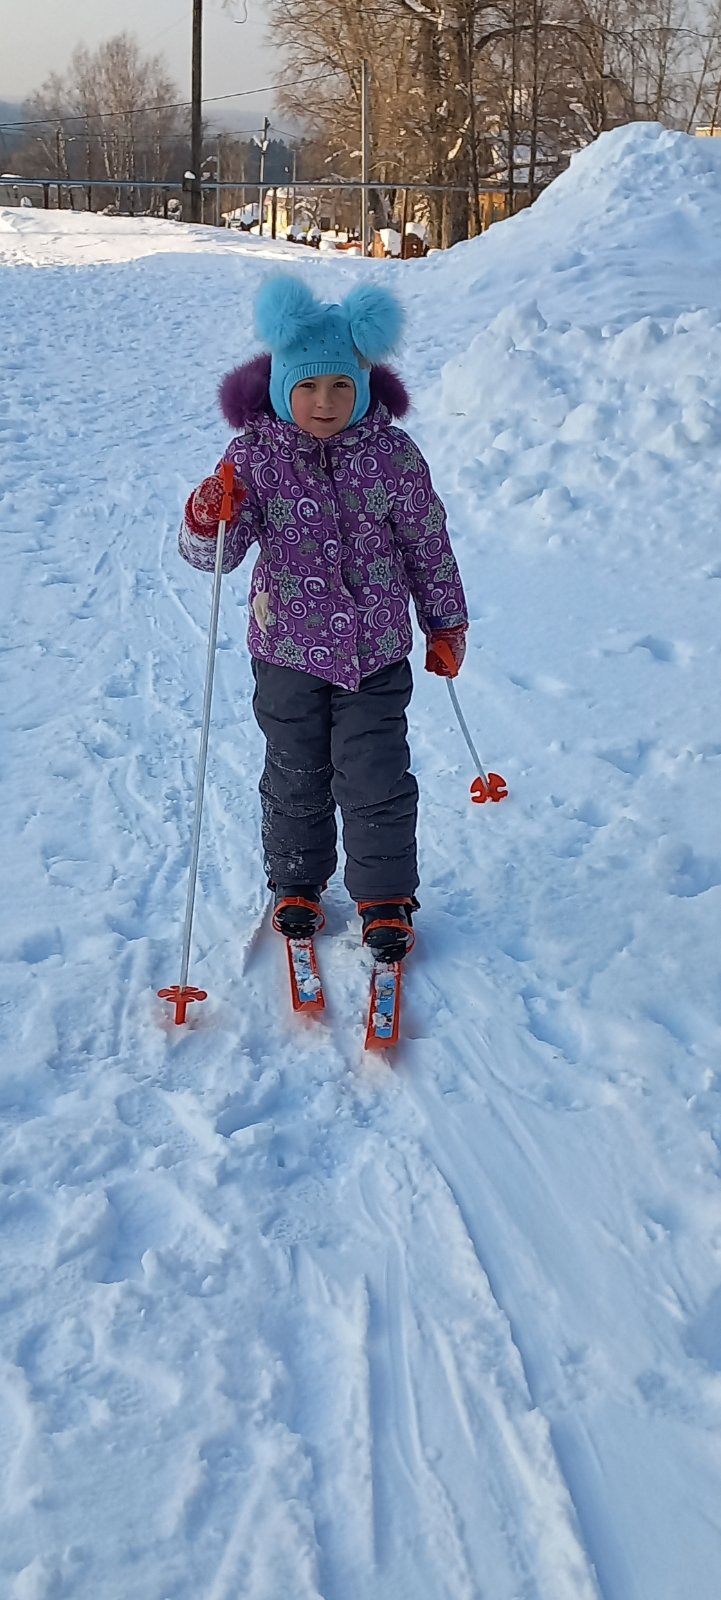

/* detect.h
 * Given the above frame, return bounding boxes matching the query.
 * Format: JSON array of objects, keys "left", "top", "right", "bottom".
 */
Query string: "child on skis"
[{"left": 179, "top": 274, "right": 468, "bottom": 962}]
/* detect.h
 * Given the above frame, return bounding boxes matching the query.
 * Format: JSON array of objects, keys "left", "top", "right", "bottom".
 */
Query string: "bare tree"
[
  {"left": 680, "top": 0, "right": 721, "bottom": 129},
  {"left": 18, "top": 34, "right": 186, "bottom": 211},
  {"left": 267, "top": 0, "right": 721, "bottom": 247}
]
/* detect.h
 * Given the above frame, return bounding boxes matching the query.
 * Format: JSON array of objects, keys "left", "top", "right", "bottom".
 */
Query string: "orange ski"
[
  {"left": 285, "top": 937, "right": 325, "bottom": 1013},
  {"left": 364, "top": 962, "right": 402, "bottom": 1050}
]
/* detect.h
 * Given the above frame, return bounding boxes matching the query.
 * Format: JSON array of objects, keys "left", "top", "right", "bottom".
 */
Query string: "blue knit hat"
[{"left": 254, "top": 274, "right": 404, "bottom": 427}]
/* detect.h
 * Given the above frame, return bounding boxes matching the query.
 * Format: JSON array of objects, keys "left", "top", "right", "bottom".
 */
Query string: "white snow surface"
[{"left": 2, "top": 122, "right": 721, "bottom": 1599}]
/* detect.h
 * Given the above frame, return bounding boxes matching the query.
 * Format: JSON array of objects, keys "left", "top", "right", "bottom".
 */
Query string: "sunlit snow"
[{"left": 1, "top": 121, "right": 720, "bottom": 1600}]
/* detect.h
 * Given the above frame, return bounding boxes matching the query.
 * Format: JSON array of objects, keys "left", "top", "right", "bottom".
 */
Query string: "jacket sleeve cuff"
[{"left": 423, "top": 615, "right": 469, "bottom": 637}]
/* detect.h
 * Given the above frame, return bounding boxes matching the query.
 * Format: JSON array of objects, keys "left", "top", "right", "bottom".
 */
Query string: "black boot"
[
  {"left": 359, "top": 899, "right": 417, "bottom": 963},
  {"left": 272, "top": 885, "right": 324, "bottom": 939}
]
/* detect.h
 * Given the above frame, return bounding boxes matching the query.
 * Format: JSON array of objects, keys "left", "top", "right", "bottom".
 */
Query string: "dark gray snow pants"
[{"left": 251, "top": 658, "right": 419, "bottom": 902}]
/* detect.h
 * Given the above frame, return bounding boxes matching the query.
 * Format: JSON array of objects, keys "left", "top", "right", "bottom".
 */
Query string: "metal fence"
[{"left": 0, "top": 172, "right": 518, "bottom": 247}]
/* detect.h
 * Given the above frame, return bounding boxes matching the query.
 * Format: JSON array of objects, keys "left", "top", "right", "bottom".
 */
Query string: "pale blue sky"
[{"left": 1, "top": 0, "right": 277, "bottom": 128}]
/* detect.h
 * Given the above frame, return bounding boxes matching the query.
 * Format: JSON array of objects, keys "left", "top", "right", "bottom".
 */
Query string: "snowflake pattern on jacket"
[{"left": 179, "top": 370, "right": 468, "bottom": 692}]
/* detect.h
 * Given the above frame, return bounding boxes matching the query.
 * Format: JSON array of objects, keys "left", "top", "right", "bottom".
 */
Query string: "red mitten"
[
  {"left": 185, "top": 472, "right": 245, "bottom": 538},
  {"left": 425, "top": 625, "right": 468, "bottom": 678}
]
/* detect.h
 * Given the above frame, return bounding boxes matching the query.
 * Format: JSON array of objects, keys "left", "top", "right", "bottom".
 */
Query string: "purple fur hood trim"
[{"left": 218, "top": 352, "right": 410, "bottom": 428}]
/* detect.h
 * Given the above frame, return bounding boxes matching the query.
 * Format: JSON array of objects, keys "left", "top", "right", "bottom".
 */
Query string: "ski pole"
[
  {"left": 158, "top": 461, "right": 238, "bottom": 1024},
  {"left": 430, "top": 638, "right": 508, "bottom": 805}
]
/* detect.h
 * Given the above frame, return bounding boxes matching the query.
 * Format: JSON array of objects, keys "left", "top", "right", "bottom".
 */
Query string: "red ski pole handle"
[
  {"left": 218, "top": 460, "right": 236, "bottom": 523},
  {"left": 427, "top": 637, "right": 460, "bottom": 678}
]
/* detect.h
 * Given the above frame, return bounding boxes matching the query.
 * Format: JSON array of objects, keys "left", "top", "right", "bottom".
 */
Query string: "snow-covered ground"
[{"left": 2, "top": 122, "right": 721, "bottom": 1600}]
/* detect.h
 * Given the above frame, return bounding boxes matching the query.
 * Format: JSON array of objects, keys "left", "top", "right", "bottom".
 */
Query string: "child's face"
[{"left": 290, "top": 374, "right": 356, "bottom": 438}]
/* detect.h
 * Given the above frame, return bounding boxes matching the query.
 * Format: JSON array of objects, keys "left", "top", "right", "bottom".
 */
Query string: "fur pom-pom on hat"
[
  {"left": 254, "top": 274, "right": 324, "bottom": 349},
  {"left": 250, "top": 271, "right": 404, "bottom": 426},
  {"left": 343, "top": 283, "right": 404, "bottom": 363}
]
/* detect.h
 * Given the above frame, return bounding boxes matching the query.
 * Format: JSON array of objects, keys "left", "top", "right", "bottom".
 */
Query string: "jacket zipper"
[{"left": 316, "top": 442, "right": 356, "bottom": 648}]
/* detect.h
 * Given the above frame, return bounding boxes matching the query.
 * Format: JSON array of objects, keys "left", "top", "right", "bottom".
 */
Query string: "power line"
[
  {"left": 5, "top": 18, "right": 716, "bottom": 140},
  {"left": 14, "top": 124, "right": 298, "bottom": 151},
  {"left": 147, "top": 8, "right": 190, "bottom": 43},
  {"left": 214, "top": 127, "right": 300, "bottom": 141},
  {"left": 0, "top": 73, "right": 337, "bottom": 132}
]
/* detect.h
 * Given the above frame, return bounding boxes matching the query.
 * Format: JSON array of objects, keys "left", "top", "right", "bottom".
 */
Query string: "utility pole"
[
  {"left": 201, "top": 143, "right": 221, "bottom": 227},
  {"left": 84, "top": 115, "right": 92, "bottom": 212},
  {"left": 216, "top": 134, "right": 222, "bottom": 228},
  {"left": 360, "top": 58, "right": 370, "bottom": 256},
  {"left": 290, "top": 146, "right": 297, "bottom": 227},
  {"left": 190, "top": 0, "right": 203, "bottom": 223},
  {"left": 257, "top": 115, "right": 270, "bottom": 236}
]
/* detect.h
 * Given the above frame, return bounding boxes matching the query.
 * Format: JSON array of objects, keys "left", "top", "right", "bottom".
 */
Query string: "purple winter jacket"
[{"left": 179, "top": 356, "right": 468, "bottom": 692}]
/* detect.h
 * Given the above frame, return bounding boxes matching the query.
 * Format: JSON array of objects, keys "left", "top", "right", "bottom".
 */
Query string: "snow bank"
[
  {"left": 0, "top": 202, "right": 300, "bottom": 266},
  {"left": 420, "top": 121, "right": 721, "bottom": 335},
  {"left": 440, "top": 300, "right": 721, "bottom": 530}
]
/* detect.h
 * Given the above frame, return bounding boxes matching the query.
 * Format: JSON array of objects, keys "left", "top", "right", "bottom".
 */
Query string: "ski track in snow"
[{"left": 3, "top": 126, "right": 721, "bottom": 1599}]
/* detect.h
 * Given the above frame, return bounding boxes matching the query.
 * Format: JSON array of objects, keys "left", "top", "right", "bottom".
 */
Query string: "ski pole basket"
[{"left": 157, "top": 985, "right": 208, "bottom": 1026}]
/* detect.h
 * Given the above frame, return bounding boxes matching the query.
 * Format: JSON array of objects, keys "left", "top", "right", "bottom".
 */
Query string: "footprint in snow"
[
  {"left": 635, "top": 1366, "right": 699, "bottom": 1422},
  {"left": 0, "top": 1190, "right": 57, "bottom": 1265},
  {"left": 521, "top": 986, "right": 581, "bottom": 1065},
  {"left": 684, "top": 1284, "right": 721, "bottom": 1372},
  {"left": 596, "top": 738, "right": 656, "bottom": 778},
  {"left": 262, "top": 1173, "right": 336, "bottom": 1246},
  {"left": 498, "top": 931, "right": 533, "bottom": 962},
  {"left": 509, "top": 670, "right": 574, "bottom": 697},
  {"left": 630, "top": 634, "right": 691, "bottom": 665},
  {"left": 103, "top": 673, "right": 138, "bottom": 700},
  {"left": 215, "top": 1086, "right": 280, "bottom": 1139},
  {"left": 17, "top": 927, "right": 64, "bottom": 964},
  {"left": 571, "top": 799, "right": 608, "bottom": 828},
  {"left": 90, "top": 1173, "right": 209, "bottom": 1284},
  {"left": 667, "top": 847, "right": 721, "bottom": 899}
]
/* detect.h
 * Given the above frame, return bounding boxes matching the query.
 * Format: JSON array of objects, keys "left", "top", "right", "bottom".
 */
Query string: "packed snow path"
[{"left": 2, "top": 124, "right": 721, "bottom": 1600}]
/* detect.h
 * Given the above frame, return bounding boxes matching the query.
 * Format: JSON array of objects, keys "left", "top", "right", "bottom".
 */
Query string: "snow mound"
[
  {"left": 536, "top": 120, "right": 721, "bottom": 221},
  {"left": 427, "top": 124, "right": 721, "bottom": 333},
  {"left": 441, "top": 300, "right": 721, "bottom": 530}
]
